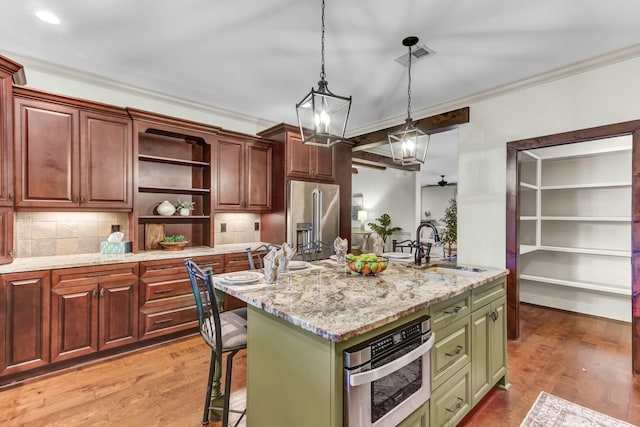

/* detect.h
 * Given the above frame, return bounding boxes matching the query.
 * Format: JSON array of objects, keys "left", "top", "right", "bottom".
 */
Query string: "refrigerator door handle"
[{"left": 312, "top": 188, "right": 322, "bottom": 243}]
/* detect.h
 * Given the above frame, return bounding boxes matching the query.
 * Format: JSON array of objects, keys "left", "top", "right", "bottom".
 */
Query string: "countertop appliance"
[
  {"left": 344, "top": 315, "right": 434, "bottom": 427},
  {"left": 287, "top": 180, "right": 340, "bottom": 259}
]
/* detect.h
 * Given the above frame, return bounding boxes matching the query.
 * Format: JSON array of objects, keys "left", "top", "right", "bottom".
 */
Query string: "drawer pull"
[
  {"left": 154, "top": 318, "right": 173, "bottom": 325},
  {"left": 445, "top": 345, "right": 463, "bottom": 357},
  {"left": 443, "top": 306, "right": 462, "bottom": 315},
  {"left": 445, "top": 397, "right": 464, "bottom": 413},
  {"left": 490, "top": 309, "right": 499, "bottom": 322},
  {"left": 89, "top": 273, "right": 108, "bottom": 278},
  {"left": 153, "top": 288, "right": 175, "bottom": 294}
]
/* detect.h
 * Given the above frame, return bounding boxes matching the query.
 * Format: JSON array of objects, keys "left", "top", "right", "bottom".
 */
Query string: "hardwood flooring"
[{"left": 0, "top": 303, "right": 638, "bottom": 426}]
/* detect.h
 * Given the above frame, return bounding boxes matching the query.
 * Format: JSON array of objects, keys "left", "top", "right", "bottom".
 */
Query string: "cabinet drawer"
[
  {"left": 141, "top": 276, "right": 193, "bottom": 304},
  {"left": 140, "top": 255, "right": 223, "bottom": 280},
  {"left": 432, "top": 316, "right": 470, "bottom": 389},
  {"left": 52, "top": 263, "right": 138, "bottom": 288},
  {"left": 471, "top": 278, "right": 505, "bottom": 311},
  {"left": 139, "top": 297, "right": 198, "bottom": 340},
  {"left": 224, "top": 252, "right": 253, "bottom": 272},
  {"left": 430, "top": 292, "right": 470, "bottom": 330},
  {"left": 431, "top": 363, "right": 471, "bottom": 427}
]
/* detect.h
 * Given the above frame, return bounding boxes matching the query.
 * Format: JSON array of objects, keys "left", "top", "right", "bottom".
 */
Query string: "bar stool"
[
  {"left": 185, "top": 258, "right": 247, "bottom": 426},
  {"left": 245, "top": 243, "right": 281, "bottom": 270}
]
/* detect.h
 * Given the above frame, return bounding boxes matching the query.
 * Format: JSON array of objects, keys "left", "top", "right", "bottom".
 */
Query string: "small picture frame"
[{"left": 351, "top": 193, "right": 363, "bottom": 220}]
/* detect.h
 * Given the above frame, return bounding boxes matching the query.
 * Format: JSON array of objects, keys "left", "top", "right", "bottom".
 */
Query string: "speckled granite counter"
[
  {"left": 214, "top": 260, "right": 508, "bottom": 343},
  {"left": 0, "top": 243, "right": 266, "bottom": 274}
]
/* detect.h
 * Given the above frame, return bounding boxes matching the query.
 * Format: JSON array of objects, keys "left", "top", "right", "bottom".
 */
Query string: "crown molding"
[
  {"left": 346, "top": 43, "right": 640, "bottom": 137},
  {"left": 0, "top": 49, "right": 276, "bottom": 132}
]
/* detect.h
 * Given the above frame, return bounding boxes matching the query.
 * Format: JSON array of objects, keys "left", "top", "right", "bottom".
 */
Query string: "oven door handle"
[{"left": 349, "top": 332, "right": 435, "bottom": 387}]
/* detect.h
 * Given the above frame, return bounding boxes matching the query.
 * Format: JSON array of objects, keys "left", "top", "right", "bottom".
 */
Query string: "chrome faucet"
[{"left": 415, "top": 221, "right": 440, "bottom": 265}]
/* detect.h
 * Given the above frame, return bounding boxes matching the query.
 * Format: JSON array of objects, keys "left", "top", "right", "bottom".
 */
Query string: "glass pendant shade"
[
  {"left": 296, "top": 79, "right": 351, "bottom": 147},
  {"left": 388, "top": 117, "right": 430, "bottom": 165}
]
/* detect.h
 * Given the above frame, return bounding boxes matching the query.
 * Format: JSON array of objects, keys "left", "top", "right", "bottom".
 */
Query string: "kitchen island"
[{"left": 214, "top": 260, "right": 509, "bottom": 427}]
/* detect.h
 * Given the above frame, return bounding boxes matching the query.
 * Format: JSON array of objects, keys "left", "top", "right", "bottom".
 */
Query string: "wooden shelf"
[
  {"left": 138, "top": 186, "right": 211, "bottom": 195},
  {"left": 138, "top": 154, "right": 209, "bottom": 167},
  {"left": 519, "top": 182, "right": 537, "bottom": 190},
  {"left": 519, "top": 274, "right": 631, "bottom": 296},
  {"left": 519, "top": 245, "right": 630, "bottom": 257},
  {"left": 540, "top": 216, "right": 630, "bottom": 222},
  {"left": 519, "top": 216, "right": 537, "bottom": 221},
  {"left": 541, "top": 182, "right": 631, "bottom": 190},
  {"left": 138, "top": 215, "right": 211, "bottom": 224}
]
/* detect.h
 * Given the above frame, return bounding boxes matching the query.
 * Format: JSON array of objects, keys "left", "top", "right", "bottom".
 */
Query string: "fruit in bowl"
[{"left": 347, "top": 253, "right": 389, "bottom": 275}]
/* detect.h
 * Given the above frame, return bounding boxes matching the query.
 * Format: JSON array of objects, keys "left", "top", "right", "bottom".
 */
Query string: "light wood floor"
[{"left": 1, "top": 304, "right": 639, "bottom": 426}]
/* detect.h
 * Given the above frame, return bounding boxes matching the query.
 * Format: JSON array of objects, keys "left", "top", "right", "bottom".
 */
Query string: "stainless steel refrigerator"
[{"left": 287, "top": 180, "right": 340, "bottom": 259}]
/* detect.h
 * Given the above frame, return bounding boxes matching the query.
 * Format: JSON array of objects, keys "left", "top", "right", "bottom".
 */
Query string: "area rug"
[{"left": 520, "top": 391, "right": 636, "bottom": 427}]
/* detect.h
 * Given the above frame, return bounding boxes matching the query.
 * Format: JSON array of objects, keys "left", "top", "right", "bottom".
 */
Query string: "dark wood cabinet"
[
  {"left": 0, "top": 208, "right": 13, "bottom": 264},
  {"left": 138, "top": 255, "right": 223, "bottom": 340},
  {"left": 0, "top": 270, "right": 50, "bottom": 376},
  {"left": 286, "top": 133, "right": 335, "bottom": 182},
  {"left": 50, "top": 264, "right": 138, "bottom": 362},
  {"left": 214, "top": 135, "right": 272, "bottom": 212},
  {"left": 13, "top": 88, "right": 132, "bottom": 209},
  {"left": 0, "top": 56, "right": 23, "bottom": 208}
]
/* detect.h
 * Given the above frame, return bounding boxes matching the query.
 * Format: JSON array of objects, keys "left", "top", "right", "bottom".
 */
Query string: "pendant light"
[
  {"left": 388, "top": 36, "right": 430, "bottom": 165},
  {"left": 296, "top": 0, "right": 352, "bottom": 148}
]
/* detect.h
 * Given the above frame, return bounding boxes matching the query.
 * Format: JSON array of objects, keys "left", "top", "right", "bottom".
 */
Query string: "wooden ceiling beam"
[
  {"left": 351, "top": 107, "right": 470, "bottom": 152},
  {"left": 351, "top": 151, "right": 420, "bottom": 171}
]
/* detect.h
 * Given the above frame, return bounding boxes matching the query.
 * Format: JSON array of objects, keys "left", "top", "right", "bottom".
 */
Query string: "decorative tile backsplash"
[
  {"left": 14, "top": 211, "right": 261, "bottom": 258},
  {"left": 15, "top": 212, "right": 129, "bottom": 258},
  {"left": 214, "top": 213, "right": 261, "bottom": 245}
]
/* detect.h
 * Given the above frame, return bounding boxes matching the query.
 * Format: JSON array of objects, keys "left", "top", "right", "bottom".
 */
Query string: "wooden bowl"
[{"left": 159, "top": 241, "right": 189, "bottom": 251}]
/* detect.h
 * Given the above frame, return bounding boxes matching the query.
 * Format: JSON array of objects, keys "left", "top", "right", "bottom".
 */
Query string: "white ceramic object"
[
  {"left": 156, "top": 200, "right": 176, "bottom": 216},
  {"left": 179, "top": 208, "right": 191, "bottom": 216}
]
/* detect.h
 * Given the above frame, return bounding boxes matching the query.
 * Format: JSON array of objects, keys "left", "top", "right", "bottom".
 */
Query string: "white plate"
[
  {"left": 288, "top": 261, "right": 311, "bottom": 270},
  {"left": 383, "top": 252, "right": 414, "bottom": 260},
  {"left": 221, "top": 272, "right": 263, "bottom": 284}
]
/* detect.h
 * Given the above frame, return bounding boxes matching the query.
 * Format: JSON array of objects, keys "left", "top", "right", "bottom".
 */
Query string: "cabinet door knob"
[
  {"left": 100, "top": 288, "right": 105, "bottom": 297},
  {"left": 73, "top": 195, "right": 78, "bottom": 203},
  {"left": 8, "top": 194, "right": 14, "bottom": 201},
  {"left": 80, "top": 195, "right": 86, "bottom": 204},
  {"left": 490, "top": 309, "right": 499, "bottom": 321},
  {"left": 92, "top": 289, "right": 98, "bottom": 297}
]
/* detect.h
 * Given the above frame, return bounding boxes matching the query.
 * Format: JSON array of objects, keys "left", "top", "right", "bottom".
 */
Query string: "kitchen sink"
[{"left": 425, "top": 264, "right": 487, "bottom": 276}]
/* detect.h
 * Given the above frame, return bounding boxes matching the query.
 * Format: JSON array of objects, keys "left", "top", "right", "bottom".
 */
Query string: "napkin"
[
  {"left": 333, "top": 237, "right": 348, "bottom": 265},
  {"left": 372, "top": 235, "right": 385, "bottom": 256},
  {"left": 277, "top": 242, "right": 296, "bottom": 273},
  {"left": 263, "top": 247, "right": 282, "bottom": 283}
]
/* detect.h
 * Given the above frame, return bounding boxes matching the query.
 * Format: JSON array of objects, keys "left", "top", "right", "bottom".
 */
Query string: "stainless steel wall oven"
[{"left": 344, "top": 315, "right": 434, "bottom": 427}]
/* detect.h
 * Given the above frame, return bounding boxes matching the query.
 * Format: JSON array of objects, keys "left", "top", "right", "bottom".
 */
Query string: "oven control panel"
[{"left": 371, "top": 317, "right": 428, "bottom": 358}]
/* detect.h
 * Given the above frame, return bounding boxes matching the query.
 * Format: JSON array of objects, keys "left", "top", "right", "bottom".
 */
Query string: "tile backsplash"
[
  {"left": 16, "top": 212, "right": 129, "bottom": 258},
  {"left": 214, "top": 213, "right": 261, "bottom": 244}
]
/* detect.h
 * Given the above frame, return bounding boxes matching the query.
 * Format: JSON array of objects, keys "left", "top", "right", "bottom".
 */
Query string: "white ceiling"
[{"left": 2, "top": 0, "right": 640, "bottom": 187}]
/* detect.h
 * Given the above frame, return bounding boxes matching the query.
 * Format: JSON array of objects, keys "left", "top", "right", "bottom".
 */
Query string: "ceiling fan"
[{"left": 437, "top": 175, "right": 448, "bottom": 187}]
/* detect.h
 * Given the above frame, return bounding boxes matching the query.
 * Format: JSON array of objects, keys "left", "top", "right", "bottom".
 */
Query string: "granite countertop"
[
  {"left": 214, "top": 260, "right": 508, "bottom": 343},
  {"left": 0, "top": 243, "right": 267, "bottom": 274}
]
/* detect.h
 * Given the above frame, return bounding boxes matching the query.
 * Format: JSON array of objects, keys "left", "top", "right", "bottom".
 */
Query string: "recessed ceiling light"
[{"left": 34, "top": 10, "right": 61, "bottom": 25}]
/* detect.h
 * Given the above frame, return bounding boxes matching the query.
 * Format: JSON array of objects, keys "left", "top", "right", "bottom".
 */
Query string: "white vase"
[
  {"left": 156, "top": 200, "right": 176, "bottom": 216},
  {"left": 179, "top": 208, "right": 191, "bottom": 216}
]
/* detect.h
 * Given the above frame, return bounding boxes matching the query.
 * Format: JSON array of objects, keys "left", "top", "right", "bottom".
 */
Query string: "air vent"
[{"left": 395, "top": 44, "right": 436, "bottom": 67}]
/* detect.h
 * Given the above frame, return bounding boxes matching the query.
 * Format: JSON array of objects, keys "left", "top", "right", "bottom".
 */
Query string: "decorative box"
[{"left": 100, "top": 241, "right": 132, "bottom": 254}]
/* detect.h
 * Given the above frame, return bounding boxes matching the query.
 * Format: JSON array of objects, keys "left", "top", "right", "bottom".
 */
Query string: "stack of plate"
[
  {"left": 382, "top": 252, "right": 414, "bottom": 262},
  {"left": 220, "top": 272, "right": 264, "bottom": 285}
]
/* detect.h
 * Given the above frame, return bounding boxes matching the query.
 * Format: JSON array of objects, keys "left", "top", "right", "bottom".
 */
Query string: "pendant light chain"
[
  {"left": 407, "top": 44, "right": 412, "bottom": 120},
  {"left": 320, "top": 0, "right": 326, "bottom": 81}
]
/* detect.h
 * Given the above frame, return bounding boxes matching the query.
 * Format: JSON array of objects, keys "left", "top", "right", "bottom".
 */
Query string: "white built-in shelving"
[{"left": 517, "top": 135, "right": 632, "bottom": 321}]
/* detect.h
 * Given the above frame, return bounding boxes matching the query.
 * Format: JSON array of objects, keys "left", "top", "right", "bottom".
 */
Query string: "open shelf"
[
  {"left": 519, "top": 182, "right": 537, "bottom": 190},
  {"left": 138, "top": 154, "right": 209, "bottom": 167},
  {"left": 541, "top": 182, "right": 630, "bottom": 190},
  {"left": 519, "top": 274, "right": 631, "bottom": 296},
  {"left": 518, "top": 245, "right": 630, "bottom": 257},
  {"left": 540, "top": 216, "right": 630, "bottom": 222},
  {"left": 138, "top": 215, "right": 211, "bottom": 223},
  {"left": 138, "top": 186, "right": 210, "bottom": 195}
]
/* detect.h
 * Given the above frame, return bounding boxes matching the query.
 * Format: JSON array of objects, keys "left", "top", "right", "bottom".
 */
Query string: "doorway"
[{"left": 505, "top": 119, "right": 640, "bottom": 373}]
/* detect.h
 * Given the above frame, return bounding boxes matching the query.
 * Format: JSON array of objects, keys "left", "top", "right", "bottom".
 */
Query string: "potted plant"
[
  {"left": 440, "top": 198, "right": 457, "bottom": 259},
  {"left": 160, "top": 234, "right": 189, "bottom": 251},
  {"left": 175, "top": 200, "right": 196, "bottom": 216},
  {"left": 367, "top": 213, "right": 402, "bottom": 246}
]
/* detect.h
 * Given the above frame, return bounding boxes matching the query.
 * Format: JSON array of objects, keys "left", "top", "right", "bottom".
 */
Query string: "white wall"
[
  {"left": 421, "top": 185, "right": 457, "bottom": 224},
  {"left": 457, "top": 55, "right": 640, "bottom": 268},
  {"left": 351, "top": 167, "right": 417, "bottom": 242}
]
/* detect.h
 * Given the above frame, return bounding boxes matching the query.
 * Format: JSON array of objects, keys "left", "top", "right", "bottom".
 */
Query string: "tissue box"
[{"left": 100, "top": 241, "right": 132, "bottom": 254}]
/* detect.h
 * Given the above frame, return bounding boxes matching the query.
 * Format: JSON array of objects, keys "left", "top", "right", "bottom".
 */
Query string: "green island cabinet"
[{"left": 245, "top": 277, "right": 508, "bottom": 427}]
